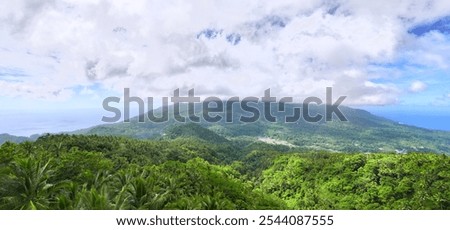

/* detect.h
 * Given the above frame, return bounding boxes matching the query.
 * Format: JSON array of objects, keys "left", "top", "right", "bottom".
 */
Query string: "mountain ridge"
[
  {"left": 0, "top": 133, "right": 34, "bottom": 145},
  {"left": 79, "top": 102, "right": 450, "bottom": 154},
  {"left": 2, "top": 103, "right": 449, "bottom": 154}
]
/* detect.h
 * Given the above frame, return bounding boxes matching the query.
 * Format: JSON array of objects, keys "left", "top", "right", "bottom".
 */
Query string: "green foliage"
[
  {"left": 164, "top": 123, "right": 230, "bottom": 144},
  {"left": 0, "top": 155, "right": 54, "bottom": 209},
  {"left": 260, "top": 153, "right": 450, "bottom": 209},
  {"left": 0, "top": 134, "right": 449, "bottom": 210}
]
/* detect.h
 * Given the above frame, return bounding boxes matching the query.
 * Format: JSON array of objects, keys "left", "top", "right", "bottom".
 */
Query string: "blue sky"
[{"left": 1, "top": 0, "right": 450, "bottom": 135}]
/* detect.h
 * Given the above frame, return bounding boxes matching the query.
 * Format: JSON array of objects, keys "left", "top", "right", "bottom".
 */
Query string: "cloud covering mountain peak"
[{"left": 1, "top": 0, "right": 450, "bottom": 107}]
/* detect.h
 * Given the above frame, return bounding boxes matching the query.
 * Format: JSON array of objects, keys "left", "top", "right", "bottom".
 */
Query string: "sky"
[{"left": 1, "top": 0, "right": 450, "bottom": 135}]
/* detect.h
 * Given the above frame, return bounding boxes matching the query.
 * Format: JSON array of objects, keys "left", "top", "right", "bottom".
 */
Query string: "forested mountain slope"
[
  {"left": 82, "top": 103, "right": 450, "bottom": 154},
  {"left": 0, "top": 134, "right": 449, "bottom": 210}
]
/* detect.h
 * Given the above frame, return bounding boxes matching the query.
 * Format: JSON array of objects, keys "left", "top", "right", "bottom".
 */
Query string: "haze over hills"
[
  {"left": 71, "top": 102, "right": 450, "bottom": 154},
  {"left": 0, "top": 134, "right": 30, "bottom": 145}
]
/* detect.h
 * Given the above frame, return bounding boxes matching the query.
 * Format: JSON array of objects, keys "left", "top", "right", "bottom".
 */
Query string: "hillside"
[
  {"left": 81, "top": 103, "right": 450, "bottom": 154},
  {"left": 1, "top": 134, "right": 449, "bottom": 210},
  {"left": 0, "top": 134, "right": 31, "bottom": 145}
]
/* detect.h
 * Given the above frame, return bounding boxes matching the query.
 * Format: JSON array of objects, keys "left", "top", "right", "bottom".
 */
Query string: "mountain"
[
  {"left": 79, "top": 102, "right": 450, "bottom": 154},
  {"left": 163, "top": 123, "right": 230, "bottom": 144},
  {"left": 0, "top": 134, "right": 31, "bottom": 145},
  {"left": 1, "top": 105, "right": 450, "bottom": 210}
]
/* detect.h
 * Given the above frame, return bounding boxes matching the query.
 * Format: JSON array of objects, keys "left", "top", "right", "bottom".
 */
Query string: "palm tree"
[
  {"left": 76, "top": 185, "right": 112, "bottom": 210},
  {"left": 0, "top": 156, "right": 54, "bottom": 209}
]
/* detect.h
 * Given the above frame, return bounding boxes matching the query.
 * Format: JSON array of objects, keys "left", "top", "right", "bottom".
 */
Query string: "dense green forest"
[{"left": 1, "top": 134, "right": 449, "bottom": 210}]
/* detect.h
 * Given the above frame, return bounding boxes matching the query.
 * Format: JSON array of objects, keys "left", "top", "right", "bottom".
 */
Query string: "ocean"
[
  {"left": 0, "top": 109, "right": 107, "bottom": 136},
  {"left": 360, "top": 106, "right": 450, "bottom": 131}
]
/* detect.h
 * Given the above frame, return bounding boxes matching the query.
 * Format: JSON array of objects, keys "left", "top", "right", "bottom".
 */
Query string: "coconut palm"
[{"left": 0, "top": 156, "right": 54, "bottom": 209}]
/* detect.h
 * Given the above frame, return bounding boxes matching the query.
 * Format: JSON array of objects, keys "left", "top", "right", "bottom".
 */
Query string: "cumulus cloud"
[
  {"left": 1, "top": 0, "right": 450, "bottom": 105},
  {"left": 409, "top": 80, "right": 428, "bottom": 92}
]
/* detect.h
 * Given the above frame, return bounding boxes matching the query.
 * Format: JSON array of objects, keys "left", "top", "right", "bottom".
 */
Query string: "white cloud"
[
  {"left": 409, "top": 80, "right": 427, "bottom": 93},
  {"left": 1, "top": 0, "right": 450, "bottom": 105}
]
